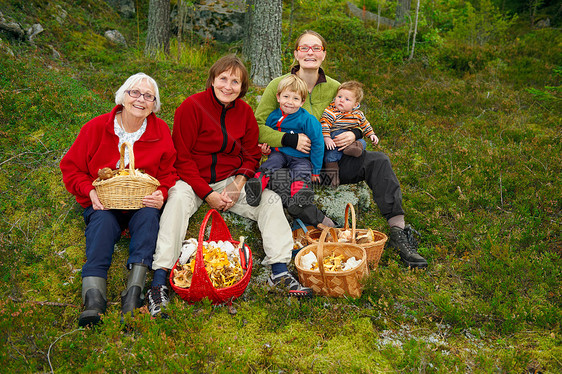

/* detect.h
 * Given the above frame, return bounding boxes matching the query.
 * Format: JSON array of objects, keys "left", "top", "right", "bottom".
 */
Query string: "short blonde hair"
[
  {"left": 338, "top": 81, "right": 364, "bottom": 103},
  {"left": 277, "top": 75, "right": 308, "bottom": 101},
  {"left": 115, "top": 73, "right": 161, "bottom": 113}
]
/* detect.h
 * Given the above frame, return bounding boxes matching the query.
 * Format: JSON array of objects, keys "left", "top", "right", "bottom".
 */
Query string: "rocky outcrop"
[
  {"left": 178, "top": 0, "right": 246, "bottom": 43},
  {"left": 0, "top": 11, "right": 44, "bottom": 43}
]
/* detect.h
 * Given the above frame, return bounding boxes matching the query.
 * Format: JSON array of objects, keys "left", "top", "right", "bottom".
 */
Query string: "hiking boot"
[
  {"left": 388, "top": 225, "right": 428, "bottom": 269},
  {"left": 78, "top": 277, "right": 107, "bottom": 327},
  {"left": 287, "top": 187, "right": 315, "bottom": 216},
  {"left": 267, "top": 271, "right": 313, "bottom": 298},
  {"left": 245, "top": 178, "right": 263, "bottom": 207},
  {"left": 146, "top": 285, "right": 170, "bottom": 318}
]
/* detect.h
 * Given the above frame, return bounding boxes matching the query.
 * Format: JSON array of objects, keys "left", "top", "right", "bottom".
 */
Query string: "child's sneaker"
[{"left": 267, "top": 271, "right": 313, "bottom": 297}]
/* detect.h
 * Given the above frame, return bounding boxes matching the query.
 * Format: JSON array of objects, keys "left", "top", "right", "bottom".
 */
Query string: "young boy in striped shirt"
[{"left": 321, "top": 81, "right": 379, "bottom": 186}]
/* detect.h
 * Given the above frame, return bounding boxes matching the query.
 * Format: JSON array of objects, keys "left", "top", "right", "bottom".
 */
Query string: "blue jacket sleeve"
[{"left": 305, "top": 116, "right": 324, "bottom": 175}]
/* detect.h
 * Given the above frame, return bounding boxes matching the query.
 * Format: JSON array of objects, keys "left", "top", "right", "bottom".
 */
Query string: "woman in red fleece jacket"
[
  {"left": 60, "top": 73, "right": 177, "bottom": 326},
  {"left": 151, "top": 55, "right": 313, "bottom": 316}
]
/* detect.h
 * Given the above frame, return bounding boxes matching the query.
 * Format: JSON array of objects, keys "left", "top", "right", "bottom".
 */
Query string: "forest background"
[{"left": 0, "top": 0, "right": 560, "bottom": 372}]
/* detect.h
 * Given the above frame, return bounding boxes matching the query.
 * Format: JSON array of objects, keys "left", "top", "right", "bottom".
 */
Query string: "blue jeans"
[
  {"left": 82, "top": 207, "right": 160, "bottom": 278},
  {"left": 324, "top": 129, "right": 367, "bottom": 163}
]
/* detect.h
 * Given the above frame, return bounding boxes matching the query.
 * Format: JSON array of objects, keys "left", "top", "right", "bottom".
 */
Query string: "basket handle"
[
  {"left": 118, "top": 142, "right": 136, "bottom": 176},
  {"left": 343, "top": 203, "right": 357, "bottom": 244},
  {"left": 191, "top": 209, "right": 233, "bottom": 288},
  {"left": 292, "top": 218, "right": 309, "bottom": 233},
  {"left": 316, "top": 227, "right": 339, "bottom": 285}
]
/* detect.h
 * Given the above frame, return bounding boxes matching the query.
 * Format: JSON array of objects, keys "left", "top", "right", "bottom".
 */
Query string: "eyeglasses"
[
  {"left": 126, "top": 90, "right": 156, "bottom": 102},
  {"left": 296, "top": 45, "right": 325, "bottom": 53}
]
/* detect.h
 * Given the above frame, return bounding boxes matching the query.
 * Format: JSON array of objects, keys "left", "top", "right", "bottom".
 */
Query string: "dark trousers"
[
  {"left": 82, "top": 206, "right": 161, "bottom": 278},
  {"left": 268, "top": 151, "right": 404, "bottom": 226},
  {"left": 260, "top": 151, "right": 313, "bottom": 182}
]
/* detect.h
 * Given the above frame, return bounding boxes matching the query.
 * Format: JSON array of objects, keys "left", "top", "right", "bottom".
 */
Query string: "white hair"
[{"left": 114, "top": 72, "right": 161, "bottom": 113}]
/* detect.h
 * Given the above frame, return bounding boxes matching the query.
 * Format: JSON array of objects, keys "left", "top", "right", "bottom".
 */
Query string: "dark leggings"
[{"left": 267, "top": 151, "right": 405, "bottom": 226}]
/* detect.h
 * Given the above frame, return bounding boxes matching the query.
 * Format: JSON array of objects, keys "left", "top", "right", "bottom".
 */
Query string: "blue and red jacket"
[{"left": 265, "top": 107, "right": 324, "bottom": 176}]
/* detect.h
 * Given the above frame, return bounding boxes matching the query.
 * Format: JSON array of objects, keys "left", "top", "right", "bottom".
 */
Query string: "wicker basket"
[
  {"left": 169, "top": 209, "right": 252, "bottom": 305},
  {"left": 92, "top": 142, "right": 160, "bottom": 210},
  {"left": 295, "top": 227, "right": 368, "bottom": 298},
  {"left": 305, "top": 203, "right": 388, "bottom": 269}
]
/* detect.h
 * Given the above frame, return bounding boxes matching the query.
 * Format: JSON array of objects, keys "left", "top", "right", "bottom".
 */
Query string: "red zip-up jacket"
[
  {"left": 172, "top": 87, "right": 261, "bottom": 199},
  {"left": 60, "top": 105, "right": 178, "bottom": 208}
]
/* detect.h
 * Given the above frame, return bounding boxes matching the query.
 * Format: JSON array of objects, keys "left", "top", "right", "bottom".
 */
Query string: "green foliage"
[{"left": 449, "top": 0, "right": 518, "bottom": 46}]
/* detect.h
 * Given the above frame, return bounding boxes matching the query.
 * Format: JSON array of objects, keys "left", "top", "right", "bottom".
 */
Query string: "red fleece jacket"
[
  {"left": 172, "top": 87, "right": 261, "bottom": 199},
  {"left": 60, "top": 105, "right": 178, "bottom": 208}
]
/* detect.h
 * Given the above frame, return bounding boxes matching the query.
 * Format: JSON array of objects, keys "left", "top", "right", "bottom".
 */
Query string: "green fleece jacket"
[{"left": 255, "top": 70, "right": 340, "bottom": 147}]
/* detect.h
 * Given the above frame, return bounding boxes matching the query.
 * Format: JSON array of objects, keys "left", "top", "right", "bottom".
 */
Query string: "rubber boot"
[
  {"left": 78, "top": 277, "right": 107, "bottom": 327},
  {"left": 121, "top": 263, "right": 148, "bottom": 318},
  {"left": 324, "top": 162, "right": 340, "bottom": 187}
]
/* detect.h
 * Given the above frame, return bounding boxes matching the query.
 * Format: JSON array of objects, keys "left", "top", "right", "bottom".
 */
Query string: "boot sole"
[
  {"left": 245, "top": 179, "right": 262, "bottom": 206},
  {"left": 78, "top": 311, "right": 103, "bottom": 327},
  {"left": 387, "top": 242, "right": 428, "bottom": 269}
]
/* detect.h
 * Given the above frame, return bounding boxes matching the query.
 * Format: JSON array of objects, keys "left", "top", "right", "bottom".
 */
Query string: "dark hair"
[
  {"left": 293, "top": 30, "right": 328, "bottom": 52},
  {"left": 206, "top": 54, "right": 249, "bottom": 99}
]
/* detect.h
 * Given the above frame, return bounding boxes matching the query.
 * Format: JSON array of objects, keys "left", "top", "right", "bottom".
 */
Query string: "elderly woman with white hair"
[{"left": 60, "top": 72, "right": 177, "bottom": 326}]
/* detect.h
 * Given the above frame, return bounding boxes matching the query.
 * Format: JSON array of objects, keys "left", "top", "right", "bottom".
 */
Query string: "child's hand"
[
  {"left": 370, "top": 134, "right": 379, "bottom": 146},
  {"left": 324, "top": 137, "right": 336, "bottom": 150},
  {"left": 311, "top": 175, "right": 320, "bottom": 183},
  {"left": 259, "top": 143, "right": 271, "bottom": 155}
]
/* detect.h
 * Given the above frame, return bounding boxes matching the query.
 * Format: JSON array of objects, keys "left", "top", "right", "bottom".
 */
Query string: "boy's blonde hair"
[
  {"left": 338, "top": 81, "right": 364, "bottom": 103},
  {"left": 277, "top": 75, "right": 308, "bottom": 101}
]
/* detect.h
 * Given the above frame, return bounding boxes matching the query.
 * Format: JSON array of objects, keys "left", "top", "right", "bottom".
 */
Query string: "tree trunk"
[
  {"left": 145, "top": 0, "right": 170, "bottom": 57},
  {"left": 243, "top": 0, "right": 282, "bottom": 87},
  {"left": 409, "top": 0, "right": 420, "bottom": 60},
  {"left": 395, "top": 0, "right": 411, "bottom": 25}
]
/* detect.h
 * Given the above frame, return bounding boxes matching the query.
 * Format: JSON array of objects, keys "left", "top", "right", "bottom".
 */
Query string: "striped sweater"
[{"left": 320, "top": 101, "right": 374, "bottom": 138}]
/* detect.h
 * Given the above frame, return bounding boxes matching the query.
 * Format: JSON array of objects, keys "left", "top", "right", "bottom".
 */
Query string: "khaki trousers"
[{"left": 152, "top": 178, "right": 293, "bottom": 270}]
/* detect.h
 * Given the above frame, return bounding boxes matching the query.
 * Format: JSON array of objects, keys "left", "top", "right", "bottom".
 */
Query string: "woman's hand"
[
  {"left": 311, "top": 175, "right": 321, "bottom": 183},
  {"left": 89, "top": 189, "right": 106, "bottom": 210},
  {"left": 221, "top": 175, "right": 246, "bottom": 210},
  {"left": 205, "top": 191, "right": 233, "bottom": 211},
  {"left": 143, "top": 190, "right": 164, "bottom": 209},
  {"left": 296, "top": 133, "right": 311, "bottom": 154},
  {"left": 333, "top": 131, "right": 357, "bottom": 151},
  {"left": 324, "top": 137, "right": 336, "bottom": 150}
]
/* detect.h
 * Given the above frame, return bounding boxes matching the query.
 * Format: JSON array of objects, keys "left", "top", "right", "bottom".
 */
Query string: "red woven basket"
[{"left": 169, "top": 209, "right": 253, "bottom": 305}]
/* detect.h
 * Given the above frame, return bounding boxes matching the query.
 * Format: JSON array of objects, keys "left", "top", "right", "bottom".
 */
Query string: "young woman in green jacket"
[{"left": 254, "top": 30, "right": 428, "bottom": 269}]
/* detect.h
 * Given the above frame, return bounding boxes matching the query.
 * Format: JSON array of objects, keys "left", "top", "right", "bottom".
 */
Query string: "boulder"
[
  {"left": 105, "top": 30, "right": 128, "bottom": 47},
  {"left": 27, "top": 23, "right": 44, "bottom": 43}
]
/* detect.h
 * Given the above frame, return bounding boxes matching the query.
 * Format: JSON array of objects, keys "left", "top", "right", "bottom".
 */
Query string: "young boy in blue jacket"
[{"left": 245, "top": 75, "right": 324, "bottom": 216}]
